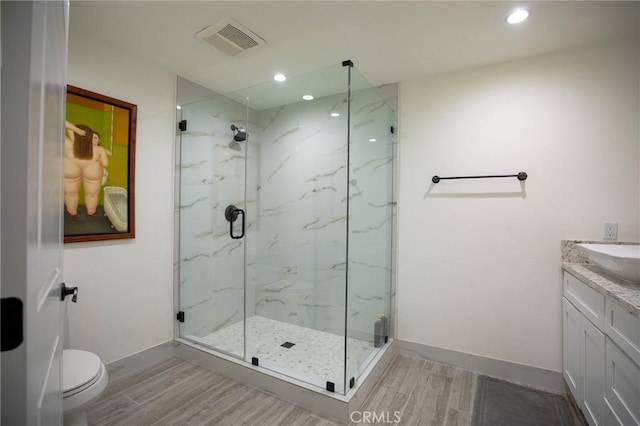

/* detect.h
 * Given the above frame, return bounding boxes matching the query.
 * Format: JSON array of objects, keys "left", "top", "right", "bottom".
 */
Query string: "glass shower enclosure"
[{"left": 176, "top": 62, "right": 393, "bottom": 395}]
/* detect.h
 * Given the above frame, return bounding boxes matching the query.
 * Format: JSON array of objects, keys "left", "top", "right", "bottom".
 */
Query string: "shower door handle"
[{"left": 230, "top": 208, "right": 245, "bottom": 239}]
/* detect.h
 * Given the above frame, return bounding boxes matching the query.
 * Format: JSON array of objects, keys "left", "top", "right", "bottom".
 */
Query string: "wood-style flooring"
[{"left": 86, "top": 353, "right": 475, "bottom": 425}]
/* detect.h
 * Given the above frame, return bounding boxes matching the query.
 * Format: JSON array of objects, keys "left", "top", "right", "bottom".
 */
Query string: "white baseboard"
[
  {"left": 397, "top": 339, "right": 565, "bottom": 393},
  {"left": 104, "top": 340, "right": 178, "bottom": 381}
]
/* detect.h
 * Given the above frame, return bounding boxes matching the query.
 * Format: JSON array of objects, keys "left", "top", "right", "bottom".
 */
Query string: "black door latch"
[{"left": 61, "top": 283, "right": 78, "bottom": 303}]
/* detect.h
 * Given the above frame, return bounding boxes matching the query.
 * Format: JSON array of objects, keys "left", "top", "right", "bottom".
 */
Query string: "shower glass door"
[
  {"left": 228, "top": 64, "right": 350, "bottom": 393},
  {"left": 176, "top": 84, "right": 249, "bottom": 359}
]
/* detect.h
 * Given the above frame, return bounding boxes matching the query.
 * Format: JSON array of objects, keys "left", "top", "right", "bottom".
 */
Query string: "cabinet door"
[
  {"left": 583, "top": 318, "right": 605, "bottom": 426},
  {"left": 605, "top": 337, "right": 640, "bottom": 425},
  {"left": 604, "top": 296, "right": 640, "bottom": 367},
  {"left": 604, "top": 398, "right": 624, "bottom": 426},
  {"left": 563, "top": 298, "right": 583, "bottom": 403}
]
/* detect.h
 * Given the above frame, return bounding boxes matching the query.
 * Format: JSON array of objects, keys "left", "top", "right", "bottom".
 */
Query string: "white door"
[{"left": 1, "top": 1, "right": 69, "bottom": 424}]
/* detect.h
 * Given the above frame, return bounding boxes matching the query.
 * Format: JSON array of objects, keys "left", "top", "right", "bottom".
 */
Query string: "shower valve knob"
[{"left": 61, "top": 283, "right": 79, "bottom": 303}]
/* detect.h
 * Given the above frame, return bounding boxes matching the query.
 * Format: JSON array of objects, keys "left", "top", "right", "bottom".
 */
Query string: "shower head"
[{"left": 230, "top": 124, "right": 248, "bottom": 142}]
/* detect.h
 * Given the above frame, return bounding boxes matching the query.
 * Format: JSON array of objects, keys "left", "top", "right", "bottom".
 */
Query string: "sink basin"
[{"left": 577, "top": 243, "right": 640, "bottom": 283}]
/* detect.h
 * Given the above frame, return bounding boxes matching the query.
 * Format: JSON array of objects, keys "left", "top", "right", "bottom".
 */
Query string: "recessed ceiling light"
[
  {"left": 506, "top": 9, "right": 530, "bottom": 24},
  {"left": 273, "top": 73, "right": 286, "bottom": 82},
  {"left": 302, "top": 95, "right": 314, "bottom": 101},
  {"left": 330, "top": 112, "right": 340, "bottom": 117},
  {"left": 369, "top": 138, "right": 377, "bottom": 143},
  {"left": 176, "top": 105, "right": 182, "bottom": 110}
]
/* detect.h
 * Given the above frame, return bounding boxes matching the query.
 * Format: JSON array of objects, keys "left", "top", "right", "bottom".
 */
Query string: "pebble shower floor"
[{"left": 186, "top": 315, "right": 376, "bottom": 394}]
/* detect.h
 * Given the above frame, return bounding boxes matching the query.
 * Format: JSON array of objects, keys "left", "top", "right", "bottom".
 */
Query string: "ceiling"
[{"left": 69, "top": 1, "right": 640, "bottom": 96}]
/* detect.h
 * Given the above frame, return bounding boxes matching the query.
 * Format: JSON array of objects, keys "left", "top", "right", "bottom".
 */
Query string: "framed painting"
[{"left": 64, "top": 85, "right": 136, "bottom": 243}]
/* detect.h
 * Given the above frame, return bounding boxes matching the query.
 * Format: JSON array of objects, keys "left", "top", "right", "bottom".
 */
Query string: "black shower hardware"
[
  {"left": 431, "top": 172, "right": 527, "bottom": 184},
  {"left": 60, "top": 283, "right": 78, "bottom": 302},
  {"left": 225, "top": 204, "right": 245, "bottom": 239},
  {"left": 225, "top": 204, "right": 239, "bottom": 222},
  {"left": 230, "top": 124, "right": 248, "bottom": 142}
]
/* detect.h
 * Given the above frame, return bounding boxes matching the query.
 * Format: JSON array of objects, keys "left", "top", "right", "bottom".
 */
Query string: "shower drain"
[{"left": 280, "top": 342, "right": 295, "bottom": 348}]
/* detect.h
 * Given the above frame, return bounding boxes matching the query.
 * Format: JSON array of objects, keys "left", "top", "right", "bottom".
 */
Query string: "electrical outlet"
[{"left": 604, "top": 222, "right": 618, "bottom": 240}]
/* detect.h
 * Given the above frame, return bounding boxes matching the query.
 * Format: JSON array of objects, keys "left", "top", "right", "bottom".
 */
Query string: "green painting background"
[{"left": 66, "top": 102, "right": 129, "bottom": 206}]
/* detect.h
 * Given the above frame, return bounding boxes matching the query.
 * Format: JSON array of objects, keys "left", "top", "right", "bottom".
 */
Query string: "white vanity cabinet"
[
  {"left": 562, "top": 272, "right": 606, "bottom": 425},
  {"left": 603, "top": 295, "right": 640, "bottom": 425},
  {"left": 562, "top": 271, "right": 640, "bottom": 426}
]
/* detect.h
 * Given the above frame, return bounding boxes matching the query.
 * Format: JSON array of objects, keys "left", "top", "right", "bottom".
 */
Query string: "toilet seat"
[
  {"left": 63, "top": 350, "right": 103, "bottom": 397},
  {"left": 63, "top": 349, "right": 109, "bottom": 425}
]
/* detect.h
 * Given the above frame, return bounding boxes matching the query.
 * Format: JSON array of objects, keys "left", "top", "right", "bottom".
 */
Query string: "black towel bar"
[{"left": 431, "top": 172, "right": 527, "bottom": 184}]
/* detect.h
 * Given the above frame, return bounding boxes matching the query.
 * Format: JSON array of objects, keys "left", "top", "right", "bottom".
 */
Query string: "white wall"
[
  {"left": 64, "top": 33, "right": 175, "bottom": 363},
  {"left": 397, "top": 38, "right": 640, "bottom": 372}
]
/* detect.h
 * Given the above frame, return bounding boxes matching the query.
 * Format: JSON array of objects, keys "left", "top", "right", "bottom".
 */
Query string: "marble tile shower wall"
[
  {"left": 251, "top": 89, "right": 393, "bottom": 339},
  {"left": 178, "top": 86, "right": 393, "bottom": 345},
  {"left": 178, "top": 95, "right": 258, "bottom": 338},
  {"left": 250, "top": 93, "right": 349, "bottom": 335}
]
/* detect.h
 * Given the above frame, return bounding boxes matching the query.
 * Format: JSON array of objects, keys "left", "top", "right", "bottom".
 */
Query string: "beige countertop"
[
  {"left": 562, "top": 262, "right": 640, "bottom": 315},
  {"left": 561, "top": 240, "right": 640, "bottom": 315}
]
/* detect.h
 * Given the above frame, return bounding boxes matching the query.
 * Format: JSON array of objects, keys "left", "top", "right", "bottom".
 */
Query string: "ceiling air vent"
[{"left": 195, "top": 18, "right": 265, "bottom": 56}]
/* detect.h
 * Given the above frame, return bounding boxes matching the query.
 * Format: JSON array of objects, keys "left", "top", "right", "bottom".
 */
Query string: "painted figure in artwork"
[{"left": 64, "top": 121, "right": 109, "bottom": 216}]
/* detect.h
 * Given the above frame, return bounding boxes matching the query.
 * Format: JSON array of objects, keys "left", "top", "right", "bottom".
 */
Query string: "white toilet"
[{"left": 63, "top": 349, "right": 109, "bottom": 426}]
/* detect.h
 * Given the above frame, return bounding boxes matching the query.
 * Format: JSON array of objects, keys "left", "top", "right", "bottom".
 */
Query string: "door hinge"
[
  {"left": 176, "top": 311, "right": 185, "bottom": 323},
  {"left": 178, "top": 120, "right": 187, "bottom": 131},
  {"left": 390, "top": 125, "right": 395, "bottom": 134},
  {"left": 1, "top": 298, "right": 23, "bottom": 352}
]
